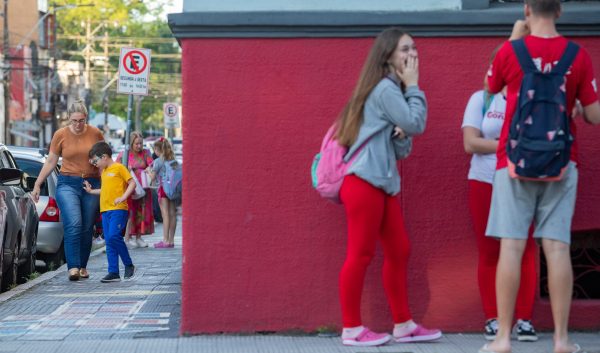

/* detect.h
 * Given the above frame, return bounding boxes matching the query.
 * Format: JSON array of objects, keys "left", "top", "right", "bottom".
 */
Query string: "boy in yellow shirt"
[{"left": 84, "top": 142, "right": 136, "bottom": 282}]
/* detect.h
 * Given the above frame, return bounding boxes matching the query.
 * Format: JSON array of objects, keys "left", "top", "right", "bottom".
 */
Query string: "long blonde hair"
[
  {"left": 335, "top": 27, "right": 410, "bottom": 147},
  {"left": 154, "top": 137, "right": 175, "bottom": 161}
]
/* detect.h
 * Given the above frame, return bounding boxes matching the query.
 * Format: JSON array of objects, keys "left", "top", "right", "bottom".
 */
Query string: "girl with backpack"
[
  {"left": 462, "top": 78, "right": 538, "bottom": 342},
  {"left": 147, "top": 137, "right": 180, "bottom": 248},
  {"left": 334, "top": 27, "right": 441, "bottom": 347}
]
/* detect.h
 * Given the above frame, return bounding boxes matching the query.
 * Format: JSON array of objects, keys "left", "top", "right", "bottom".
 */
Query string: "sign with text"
[
  {"left": 163, "top": 102, "right": 180, "bottom": 129},
  {"left": 117, "top": 47, "right": 151, "bottom": 95}
]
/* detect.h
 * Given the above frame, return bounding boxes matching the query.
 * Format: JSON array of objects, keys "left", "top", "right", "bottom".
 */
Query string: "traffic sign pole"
[
  {"left": 122, "top": 94, "right": 134, "bottom": 168},
  {"left": 117, "top": 47, "right": 151, "bottom": 168}
]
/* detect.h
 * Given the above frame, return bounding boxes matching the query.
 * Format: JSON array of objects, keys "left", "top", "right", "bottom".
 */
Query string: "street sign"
[
  {"left": 163, "top": 102, "right": 180, "bottom": 129},
  {"left": 117, "top": 47, "right": 151, "bottom": 95}
]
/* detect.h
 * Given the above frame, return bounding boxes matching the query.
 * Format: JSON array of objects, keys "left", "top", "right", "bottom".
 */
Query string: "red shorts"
[{"left": 158, "top": 186, "right": 166, "bottom": 199}]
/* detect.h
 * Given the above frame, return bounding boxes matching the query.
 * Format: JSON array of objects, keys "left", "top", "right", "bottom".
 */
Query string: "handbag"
[
  {"left": 130, "top": 170, "right": 146, "bottom": 200},
  {"left": 140, "top": 170, "right": 150, "bottom": 189}
]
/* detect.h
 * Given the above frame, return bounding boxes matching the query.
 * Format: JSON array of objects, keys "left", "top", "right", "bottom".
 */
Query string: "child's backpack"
[
  {"left": 162, "top": 159, "right": 183, "bottom": 201},
  {"left": 311, "top": 125, "right": 364, "bottom": 204},
  {"left": 507, "top": 39, "right": 579, "bottom": 181}
]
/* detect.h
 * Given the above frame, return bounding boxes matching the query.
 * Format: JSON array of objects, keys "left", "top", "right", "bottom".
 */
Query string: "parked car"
[
  {"left": 8, "top": 146, "right": 64, "bottom": 268},
  {"left": 0, "top": 144, "right": 39, "bottom": 290}
]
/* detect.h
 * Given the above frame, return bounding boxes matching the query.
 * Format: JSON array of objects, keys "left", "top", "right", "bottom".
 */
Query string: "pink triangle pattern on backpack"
[{"left": 311, "top": 124, "right": 363, "bottom": 204}]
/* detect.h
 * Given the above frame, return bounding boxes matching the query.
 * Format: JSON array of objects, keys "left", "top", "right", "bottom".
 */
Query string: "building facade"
[{"left": 169, "top": 0, "right": 600, "bottom": 334}]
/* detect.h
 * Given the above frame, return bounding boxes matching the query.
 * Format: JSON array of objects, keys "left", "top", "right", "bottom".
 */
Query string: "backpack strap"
[
  {"left": 551, "top": 41, "right": 579, "bottom": 76},
  {"left": 512, "top": 39, "right": 580, "bottom": 76},
  {"left": 511, "top": 39, "right": 538, "bottom": 73},
  {"left": 482, "top": 90, "right": 492, "bottom": 117}
]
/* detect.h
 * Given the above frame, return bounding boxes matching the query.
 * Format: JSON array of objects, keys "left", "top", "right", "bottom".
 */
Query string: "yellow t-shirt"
[{"left": 100, "top": 163, "right": 132, "bottom": 212}]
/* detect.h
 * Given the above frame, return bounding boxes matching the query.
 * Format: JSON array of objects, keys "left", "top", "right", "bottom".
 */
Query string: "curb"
[{"left": 0, "top": 246, "right": 106, "bottom": 304}]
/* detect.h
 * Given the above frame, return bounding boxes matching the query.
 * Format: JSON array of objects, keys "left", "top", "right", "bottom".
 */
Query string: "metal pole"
[
  {"left": 102, "top": 30, "right": 109, "bottom": 136},
  {"left": 3, "top": 0, "right": 10, "bottom": 144},
  {"left": 134, "top": 95, "right": 142, "bottom": 132},
  {"left": 122, "top": 94, "right": 133, "bottom": 167},
  {"left": 51, "top": 2, "right": 58, "bottom": 136}
]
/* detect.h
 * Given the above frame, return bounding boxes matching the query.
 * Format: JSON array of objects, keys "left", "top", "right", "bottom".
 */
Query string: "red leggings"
[
  {"left": 339, "top": 175, "right": 411, "bottom": 327},
  {"left": 468, "top": 180, "right": 537, "bottom": 320}
]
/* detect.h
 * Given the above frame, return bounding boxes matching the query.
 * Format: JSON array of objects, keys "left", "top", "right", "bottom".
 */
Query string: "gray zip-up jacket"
[{"left": 344, "top": 75, "right": 427, "bottom": 195}]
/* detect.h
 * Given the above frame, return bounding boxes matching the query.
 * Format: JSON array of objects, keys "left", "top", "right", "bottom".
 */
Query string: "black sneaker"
[
  {"left": 124, "top": 265, "right": 135, "bottom": 280},
  {"left": 514, "top": 319, "right": 538, "bottom": 342},
  {"left": 101, "top": 273, "right": 121, "bottom": 283},
  {"left": 484, "top": 318, "right": 498, "bottom": 341}
]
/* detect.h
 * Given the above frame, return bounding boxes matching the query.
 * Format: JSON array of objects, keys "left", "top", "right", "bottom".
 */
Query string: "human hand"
[
  {"left": 396, "top": 56, "right": 419, "bottom": 87},
  {"left": 572, "top": 100, "right": 583, "bottom": 119},
  {"left": 82, "top": 180, "right": 92, "bottom": 193},
  {"left": 393, "top": 126, "right": 406, "bottom": 139},
  {"left": 509, "top": 19, "right": 529, "bottom": 40},
  {"left": 114, "top": 196, "right": 126, "bottom": 205},
  {"left": 31, "top": 184, "right": 41, "bottom": 203}
]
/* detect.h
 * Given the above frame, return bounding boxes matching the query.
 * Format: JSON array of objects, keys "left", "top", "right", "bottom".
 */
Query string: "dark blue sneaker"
[
  {"left": 514, "top": 319, "right": 538, "bottom": 342},
  {"left": 124, "top": 265, "right": 135, "bottom": 280},
  {"left": 101, "top": 273, "right": 121, "bottom": 283},
  {"left": 484, "top": 319, "right": 498, "bottom": 341}
]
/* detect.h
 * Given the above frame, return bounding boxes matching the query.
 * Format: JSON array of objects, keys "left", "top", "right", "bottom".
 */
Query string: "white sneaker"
[
  {"left": 93, "top": 237, "right": 105, "bottom": 246},
  {"left": 136, "top": 238, "right": 148, "bottom": 248},
  {"left": 127, "top": 239, "right": 139, "bottom": 249}
]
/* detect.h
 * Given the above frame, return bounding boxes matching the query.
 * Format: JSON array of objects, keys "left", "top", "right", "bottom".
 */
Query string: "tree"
[{"left": 55, "top": 0, "right": 181, "bottom": 134}]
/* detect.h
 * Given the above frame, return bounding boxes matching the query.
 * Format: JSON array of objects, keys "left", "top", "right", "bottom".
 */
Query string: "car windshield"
[{"left": 14, "top": 158, "right": 49, "bottom": 196}]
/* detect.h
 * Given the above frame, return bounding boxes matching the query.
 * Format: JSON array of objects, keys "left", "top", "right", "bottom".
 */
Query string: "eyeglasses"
[
  {"left": 70, "top": 118, "right": 86, "bottom": 125},
  {"left": 90, "top": 156, "right": 101, "bottom": 166}
]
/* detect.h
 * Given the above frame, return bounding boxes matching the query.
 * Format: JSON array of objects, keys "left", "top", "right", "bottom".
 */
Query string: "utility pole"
[
  {"left": 102, "top": 29, "right": 109, "bottom": 135},
  {"left": 51, "top": 1, "right": 58, "bottom": 134},
  {"left": 82, "top": 19, "right": 104, "bottom": 114},
  {"left": 3, "top": 0, "right": 10, "bottom": 144},
  {"left": 84, "top": 18, "right": 91, "bottom": 91}
]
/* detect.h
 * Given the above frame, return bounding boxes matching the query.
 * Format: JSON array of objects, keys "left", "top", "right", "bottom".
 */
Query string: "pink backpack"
[{"left": 311, "top": 125, "right": 362, "bottom": 204}]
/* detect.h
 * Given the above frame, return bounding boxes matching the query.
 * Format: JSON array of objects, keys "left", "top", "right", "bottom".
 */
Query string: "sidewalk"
[{"left": 0, "top": 217, "right": 598, "bottom": 352}]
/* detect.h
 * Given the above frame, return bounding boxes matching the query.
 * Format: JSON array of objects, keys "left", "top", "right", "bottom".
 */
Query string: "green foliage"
[
  {"left": 55, "top": 0, "right": 181, "bottom": 132},
  {"left": 27, "top": 271, "right": 41, "bottom": 281}
]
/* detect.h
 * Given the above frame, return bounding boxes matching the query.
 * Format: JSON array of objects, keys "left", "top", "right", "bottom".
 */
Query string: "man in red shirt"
[{"left": 482, "top": 1, "right": 600, "bottom": 353}]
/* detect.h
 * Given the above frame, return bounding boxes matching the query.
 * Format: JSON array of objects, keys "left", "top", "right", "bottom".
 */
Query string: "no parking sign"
[
  {"left": 117, "top": 47, "right": 151, "bottom": 95},
  {"left": 164, "top": 102, "right": 180, "bottom": 129}
]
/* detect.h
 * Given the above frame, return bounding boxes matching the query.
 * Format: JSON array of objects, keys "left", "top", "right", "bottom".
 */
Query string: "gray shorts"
[{"left": 485, "top": 162, "right": 578, "bottom": 244}]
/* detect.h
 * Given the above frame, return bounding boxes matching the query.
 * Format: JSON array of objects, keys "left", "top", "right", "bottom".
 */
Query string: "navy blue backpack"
[{"left": 507, "top": 39, "right": 579, "bottom": 181}]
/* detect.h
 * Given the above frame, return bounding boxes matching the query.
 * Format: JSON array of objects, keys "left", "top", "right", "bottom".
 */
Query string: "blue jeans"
[
  {"left": 102, "top": 210, "right": 133, "bottom": 274},
  {"left": 55, "top": 175, "right": 100, "bottom": 270}
]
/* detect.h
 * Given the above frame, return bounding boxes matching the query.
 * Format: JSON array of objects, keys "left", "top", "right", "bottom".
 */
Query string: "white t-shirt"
[{"left": 461, "top": 90, "right": 506, "bottom": 184}]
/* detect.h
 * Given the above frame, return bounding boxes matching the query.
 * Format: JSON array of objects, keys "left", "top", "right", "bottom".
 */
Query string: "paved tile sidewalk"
[
  {"left": 0, "top": 217, "right": 183, "bottom": 341},
  {"left": 0, "top": 333, "right": 597, "bottom": 353},
  {"left": 0, "top": 216, "right": 598, "bottom": 352}
]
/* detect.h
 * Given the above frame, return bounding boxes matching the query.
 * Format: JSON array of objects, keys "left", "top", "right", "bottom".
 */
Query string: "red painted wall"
[{"left": 179, "top": 37, "right": 600, "bottom": 334}]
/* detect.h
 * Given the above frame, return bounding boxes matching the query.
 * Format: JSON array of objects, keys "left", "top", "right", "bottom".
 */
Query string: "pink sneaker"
[
  {"left": 394, "top": 324, "right": 442, "bottom": 343},
  {"left": 154, "top": 241, "right": 169, "bottom": 248},
  {"left": 342, "top": 327, "right": 391, "bottom": 347}
]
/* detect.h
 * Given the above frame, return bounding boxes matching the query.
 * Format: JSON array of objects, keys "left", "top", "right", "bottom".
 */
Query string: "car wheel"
[
  {"left": 1, "top": 236, "right": 20, "bottom": 291},
  {"left": 17, "top": 229, "right": 36, "bottom": 284}
]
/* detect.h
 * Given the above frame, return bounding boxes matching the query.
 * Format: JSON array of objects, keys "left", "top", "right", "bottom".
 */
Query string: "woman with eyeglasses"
[{"left": 31, "top": 99, "right": 104, "bottom": 281}]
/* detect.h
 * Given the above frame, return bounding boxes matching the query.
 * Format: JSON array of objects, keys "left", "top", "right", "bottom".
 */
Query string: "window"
[
  {"left": 540, "top": 230, "right": 600, "bottom": 299},
  {"left": 14, "top": 158, "right": 49, "bottom": 196}
]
